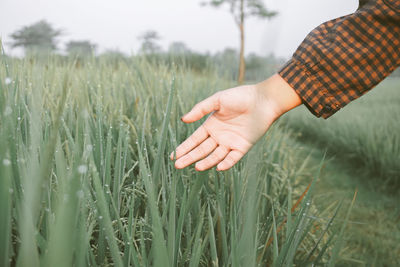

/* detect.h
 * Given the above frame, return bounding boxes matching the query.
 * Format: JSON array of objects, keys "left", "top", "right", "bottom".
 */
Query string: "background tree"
[
  {"left": 137, "top": 30, "right": 162, "bottom": 54},
  {"left": 100, "top": 49, "right": 126, "bottom": 60},
  {"left": 213, "top": 48, "right": 239, "bottom": 80},
  {"left": 203, "top": 0, "right": 277, "bottom": 84},
  {"left": 98, "top": 49, "right": 127, "bottom": 68},
  {"left": 9, "top": 20, "right": 62, "bottom": 54},
  {"left": 168, "top": 41, "right": 191, "bottom": 55},
  {"left": 66, "top": 40, "right": 96, "bottom": 58},
  {"left": 167, "top": 42, "right": 209, "bottom": 72},
  {"left": 245, "top": 53, "right": 285, "bottom": 81}
]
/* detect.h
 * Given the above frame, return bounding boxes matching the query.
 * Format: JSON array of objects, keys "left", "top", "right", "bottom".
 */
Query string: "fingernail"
[
  {"left": 175, "top": 161, "right": 182, "bottom": 169},
  {"left": 216, "top": 163, "right": 224, "bottom": 171},
  {"left": 195, "top": 164, "right": 202, "bottom": 171}
]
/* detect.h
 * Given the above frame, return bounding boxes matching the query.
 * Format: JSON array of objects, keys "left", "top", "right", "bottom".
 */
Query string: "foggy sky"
[{"left": 0, "top": 0, "right": 358, "bottom": 58}]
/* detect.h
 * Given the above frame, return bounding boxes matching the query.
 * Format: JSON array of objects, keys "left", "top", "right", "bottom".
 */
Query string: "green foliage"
[
  {"left": 245, "top": 53, "right": 285, "bottom": 81},
  {"left": 138, "top": 30, "right": 162, "bottom": 54},
  {"left": 285, "top": 78, "right": 400, "bottom": 188},
  {"left": 0, "top": 52, "right": 346, "bottom": 266},
  {"left": 134, "top": 48, "right": 283, "bottom": 80},
  {"left": 213, "top": 48, "right": 239, "bottom": 80},
  {"left": 9, "top": 20, "right": 62, "bottom": 54},
  {"left": 295, "top": 141, "right": 400, "bottom": 266},
  {"left": 168, "top": 42, "right": 191, "bottom": 55},
  {"left": 66, "top": 40, "right": 97, "bottom": 58}
]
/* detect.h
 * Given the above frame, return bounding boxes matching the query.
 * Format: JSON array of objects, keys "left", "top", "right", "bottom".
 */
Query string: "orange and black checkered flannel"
[{"left": 279, "top": 0, "right": 400, "bottom": 118}]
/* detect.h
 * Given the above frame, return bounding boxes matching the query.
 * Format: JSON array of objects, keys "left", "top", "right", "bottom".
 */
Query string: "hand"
[{"left": 170, "top": 74, "right": 301, "bottom": 171}]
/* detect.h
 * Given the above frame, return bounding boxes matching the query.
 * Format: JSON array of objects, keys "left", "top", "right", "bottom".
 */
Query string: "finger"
[
  {"left": 182, "top": 93, "right": 220, "bottom": 123},
  {"left": 195, "top": 146, "right": 229, "bottom": 171},
  {"left": 170, "top": 126, "right": 208, "bottom": 160},
  {"left": 175, "top": 138, "right": 217, "bottom": 169},
  {"left": 216, "top": 150, "right": 244, "bottom": 171}
]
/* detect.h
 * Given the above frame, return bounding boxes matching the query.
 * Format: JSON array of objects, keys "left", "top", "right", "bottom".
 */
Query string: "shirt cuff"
[{"left": 278, "top": 59, "right": 341, "bottom": 119}]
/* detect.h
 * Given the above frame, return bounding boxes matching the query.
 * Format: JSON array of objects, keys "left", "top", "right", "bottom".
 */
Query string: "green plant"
[
  {"left": 285, "top": 79, "right": 400, "bottom": 188},
  {"left": 0, "top": 51, "right": 345, "bottom": 266}
]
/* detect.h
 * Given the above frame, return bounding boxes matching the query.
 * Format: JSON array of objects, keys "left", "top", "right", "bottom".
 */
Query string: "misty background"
[{"left": 1, "top": 0, "right": 358, "bottom": 58}]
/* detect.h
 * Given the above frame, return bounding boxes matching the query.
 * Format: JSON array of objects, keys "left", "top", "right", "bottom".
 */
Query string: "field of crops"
[
  {"left": 284, "top": 78, "right": 400, "bottom": 266},
  {"left": 0, "top": 52, "right": 359, "bottom": 267},
  {"left": 285, "top": 79, "right": 400, "bottom": 188}
]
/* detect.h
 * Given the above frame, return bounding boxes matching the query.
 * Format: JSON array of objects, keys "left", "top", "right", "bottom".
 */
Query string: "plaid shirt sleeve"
[{"left": 278, "top": 0, "right": 400, "bottom": 118}]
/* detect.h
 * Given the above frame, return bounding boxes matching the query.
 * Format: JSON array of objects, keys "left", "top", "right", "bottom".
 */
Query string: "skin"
[{"left": 170, "top": 74, "right": 302, "bottom": 171}]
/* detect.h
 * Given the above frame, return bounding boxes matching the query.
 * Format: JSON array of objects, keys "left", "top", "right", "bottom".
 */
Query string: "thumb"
[{"left": 182, "top": 93, "right": 220, "bottom": 123}]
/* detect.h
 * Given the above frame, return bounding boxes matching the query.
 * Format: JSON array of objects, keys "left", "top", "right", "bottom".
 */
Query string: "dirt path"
[{"left": 297, "top": 141, "right": 400, "bottom": 266}]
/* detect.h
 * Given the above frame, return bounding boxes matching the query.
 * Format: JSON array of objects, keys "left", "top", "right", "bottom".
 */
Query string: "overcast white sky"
[{"left": 0, "top": 0, "right": 358, "bottom": 58}]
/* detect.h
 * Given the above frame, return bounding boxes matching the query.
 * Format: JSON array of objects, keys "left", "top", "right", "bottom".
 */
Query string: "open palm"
[{"left": 171, "top": 85, "right": 278, "bottom": 171}]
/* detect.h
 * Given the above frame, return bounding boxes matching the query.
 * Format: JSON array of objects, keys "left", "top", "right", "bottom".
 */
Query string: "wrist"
[{"left": 255, "top": 74, "right": 302, "bottom": 119}]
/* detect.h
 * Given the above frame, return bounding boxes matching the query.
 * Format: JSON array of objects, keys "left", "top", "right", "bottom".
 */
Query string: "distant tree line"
[
  {"left": 6, "top": 20, "right": 286, "bottom": 82},
  {"left": 7, "top": 19, "right": 400, "bottom": 81},
  {"left": 8, "top": 20, "right": 97, "bottom": 58}
]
